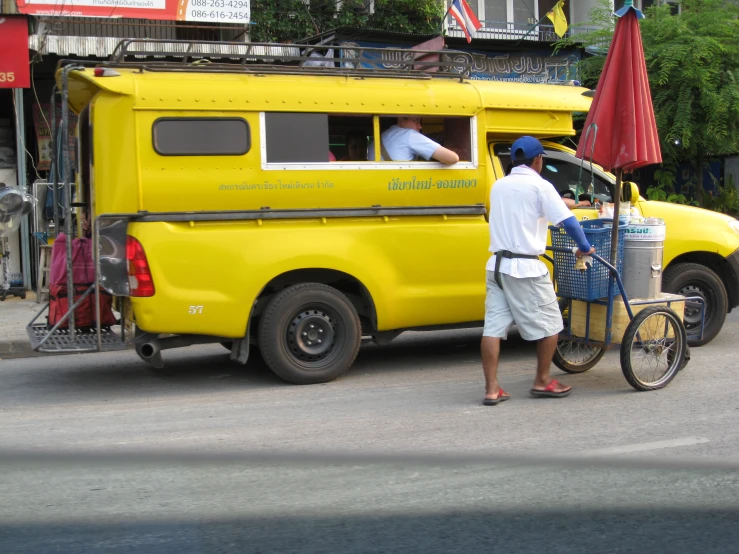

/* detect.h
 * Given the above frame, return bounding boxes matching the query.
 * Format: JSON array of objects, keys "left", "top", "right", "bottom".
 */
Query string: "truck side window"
[
  {"left": 493, "top": 144, "right": 613, "bottom": 203},
  {"left": 327, "top": 115, "right": 373, "bottom": 162},
  {"left": 153, "top": 118, "right": 250, "bottom": 156},
  {"left": 540, "top": 157, "right": 613, "bottom": 203},
  {"left": 265, "top": 113, "right": 330, "bottom": 163},
  {"left": 368, "top": 116, "right": 472, "bottom": 162}
]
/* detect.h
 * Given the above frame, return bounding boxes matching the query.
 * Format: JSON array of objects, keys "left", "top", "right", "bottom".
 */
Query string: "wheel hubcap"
[
  {"left": 677, "top": 284, "right": 709, "bottom": 329},
  {"left": 288, "top": 309, "right": 336, "bottom": 361}
]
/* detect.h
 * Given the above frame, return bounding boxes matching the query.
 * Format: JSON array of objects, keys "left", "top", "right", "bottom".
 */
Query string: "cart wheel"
[
  {"left": 553, "top": 339, "right": 606, "bottom": 373},
  {"left": 620, "top": 306, "right": 687, "bottom": 391}
]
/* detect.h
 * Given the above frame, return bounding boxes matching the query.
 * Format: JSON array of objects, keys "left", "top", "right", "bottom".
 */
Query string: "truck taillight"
[{"left": 126, "top": 236, "right": 155, "bottom": 297}]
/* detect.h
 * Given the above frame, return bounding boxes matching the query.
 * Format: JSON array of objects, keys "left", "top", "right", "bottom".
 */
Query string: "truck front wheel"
[
  {"left": 258, "top": 283, "right": 362, "bottom": 384},
  {"left": 662, "top": 263, "right": 728, "bottom": 347}
]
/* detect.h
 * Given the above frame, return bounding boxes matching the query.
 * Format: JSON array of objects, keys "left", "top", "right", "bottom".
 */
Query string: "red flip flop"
[
  {"left": 482, "top": 388, "right": 511, "bottom": 406},
  {"left": 530, "top": 380, "right": 572, "bottom": 398}
]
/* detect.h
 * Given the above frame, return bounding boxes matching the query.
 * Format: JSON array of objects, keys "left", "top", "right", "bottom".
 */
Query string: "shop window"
[{"left": 153, "top": 118, "right": 250, "bottom": 156}]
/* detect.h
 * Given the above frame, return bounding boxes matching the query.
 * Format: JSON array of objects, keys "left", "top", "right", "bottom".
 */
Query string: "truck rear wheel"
[
  {"left": 258, "top": 283, "right": 362, "bottom": 384},
  {"left": 662, "top": 263, "right": 727, "bottom": 347}
]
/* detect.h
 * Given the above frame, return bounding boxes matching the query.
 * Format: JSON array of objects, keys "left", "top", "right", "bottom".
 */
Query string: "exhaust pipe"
[
  {"left": 134, "top": 333, "right": 230, "bottom": 368},
  {"left": 135, "top": 340, "right": 164, "bottom": 369}
]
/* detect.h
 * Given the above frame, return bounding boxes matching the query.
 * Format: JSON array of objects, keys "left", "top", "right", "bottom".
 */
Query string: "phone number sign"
[
  {"left": 0, "top": 16, "right": 31, "bottom": 89},
  {"left": 16, "top": 0, "right": 250, "bottom": 24}
]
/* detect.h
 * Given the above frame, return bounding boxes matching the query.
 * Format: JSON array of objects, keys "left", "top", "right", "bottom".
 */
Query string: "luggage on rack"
[{"left": 47, "top": 233, "right": 116, "bottom": 329}]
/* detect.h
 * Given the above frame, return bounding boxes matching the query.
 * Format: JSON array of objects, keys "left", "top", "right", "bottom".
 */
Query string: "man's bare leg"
[
  {"left": 532, "top": 334, "right": 571, "bottom": 393},
  {"left": 482, "top": 336, "right": 504, "bottom": 400}
]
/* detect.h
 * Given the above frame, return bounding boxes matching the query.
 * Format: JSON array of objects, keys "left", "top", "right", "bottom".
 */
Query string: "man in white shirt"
[
  {"left": 368, "top": 117, "right": 459, "bottom": 164},
  {"left": 482, "top": 136, "right": 595, "bottom": 405}
]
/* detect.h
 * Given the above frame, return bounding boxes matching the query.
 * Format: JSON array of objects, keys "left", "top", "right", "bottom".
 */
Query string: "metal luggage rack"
[
  {"left": 27, "top": 321, "right": 127, "bottom": 354},
  {"left": 99, "top": 39, "right": 474, "bottom": 81},
  {"left": 25, "top": 68, "right": 129, "bottom": 355},
  {"left": 26, "top": 284, "right": 129, "bottom": 354}
]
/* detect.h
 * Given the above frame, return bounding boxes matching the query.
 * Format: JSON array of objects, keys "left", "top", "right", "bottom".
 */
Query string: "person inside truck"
[
  {"left": 340, "top": 130, "right": 369, "bottom": 161},
  {"left": 368, "top": 116, "right": 459, "bottom": 164},
  {"left": 561, "top": 195, "right": 592, "bottom": 209}
]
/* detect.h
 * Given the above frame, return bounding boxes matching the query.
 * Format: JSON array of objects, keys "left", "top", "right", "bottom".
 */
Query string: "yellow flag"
[{"left": 546, "top": 0, "right": 568, "bottom": 38}]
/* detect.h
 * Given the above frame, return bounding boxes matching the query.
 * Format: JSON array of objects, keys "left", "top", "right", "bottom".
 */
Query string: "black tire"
[
  {"left": 554, "top": 298, "right": 604, "bottom": 373},
  {"left": 258, "top": 283, "right": 362, "bottom": 385},
  {"left": 553, "top": 340, "right": 606, "bottom": 373},
  {"left": 662, "top": 263, "right": 727, "bottom": 347},
  {"left": 620, "top": 306, "right": 686, "bottom": 391}
]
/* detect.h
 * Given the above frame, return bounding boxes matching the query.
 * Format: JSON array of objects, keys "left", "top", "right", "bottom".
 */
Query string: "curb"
[
  {"left": 0, "top": 339, "right": 135, "bottom": 360},
  {"left": 0, "top": 340, "right": 44, "bottom": 360}
]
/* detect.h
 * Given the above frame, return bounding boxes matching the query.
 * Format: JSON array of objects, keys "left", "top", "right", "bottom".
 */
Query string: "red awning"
[
  {"left": 575, "top": 7, "right": 661, "bottom": 172},
  {"left": 0, "top": 16, "right": 30, "bottom": 89}
]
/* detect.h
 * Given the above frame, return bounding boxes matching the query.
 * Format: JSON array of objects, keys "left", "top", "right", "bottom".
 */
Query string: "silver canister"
[{"left": 622, "top": 218, "right": 666, "bottom": 299}]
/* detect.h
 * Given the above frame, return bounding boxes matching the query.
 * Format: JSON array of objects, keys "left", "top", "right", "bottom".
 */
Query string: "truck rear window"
[{"left": 153, "top": 118, "right": 250, "bottom": 156}]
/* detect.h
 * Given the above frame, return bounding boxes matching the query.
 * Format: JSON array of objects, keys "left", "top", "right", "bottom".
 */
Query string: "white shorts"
[{"left": 483, "top": 271, "right": 563, "bottom": 341}]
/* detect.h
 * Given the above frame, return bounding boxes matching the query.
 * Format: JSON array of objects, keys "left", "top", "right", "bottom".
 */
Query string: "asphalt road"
[{"left": 1, "top": 311, "right": 738, "bottom": 553}]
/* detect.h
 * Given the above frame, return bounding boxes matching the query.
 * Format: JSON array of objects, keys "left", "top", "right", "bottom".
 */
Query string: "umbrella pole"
[{"left": 610, "top": 169, "right": 623, "bottom": 267}]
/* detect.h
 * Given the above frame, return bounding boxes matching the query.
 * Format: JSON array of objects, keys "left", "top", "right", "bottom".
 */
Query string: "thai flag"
[{"left": 450, "top": 0, "right": 483, "bottom": 43}]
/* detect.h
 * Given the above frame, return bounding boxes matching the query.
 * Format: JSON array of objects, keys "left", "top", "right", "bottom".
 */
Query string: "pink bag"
[{"left": 49, "top": 233, "right": 96, "bottom": 286}]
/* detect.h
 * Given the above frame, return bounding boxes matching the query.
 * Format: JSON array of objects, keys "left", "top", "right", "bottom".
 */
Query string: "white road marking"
[{"left": 583, "top": 437, "right": 710, "bottom": 456}]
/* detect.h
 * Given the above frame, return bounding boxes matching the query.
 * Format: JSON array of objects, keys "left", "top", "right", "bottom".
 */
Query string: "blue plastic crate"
[{"left": 549, "top": 219, "right": 625, "bottom": 302}]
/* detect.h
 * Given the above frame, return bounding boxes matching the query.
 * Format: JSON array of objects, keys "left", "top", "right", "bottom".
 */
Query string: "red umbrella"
[{"left": 575, "top": 0, "right": 662, "bottom": 266}]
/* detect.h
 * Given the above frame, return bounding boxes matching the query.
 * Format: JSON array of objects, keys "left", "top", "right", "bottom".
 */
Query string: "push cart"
[{"left": 544, "top": 219, "right": 705, "bottom": 391}]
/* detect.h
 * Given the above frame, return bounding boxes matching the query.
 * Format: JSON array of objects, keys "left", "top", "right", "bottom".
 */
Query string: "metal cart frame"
[{"left": 544, "top": 247, "right": 706, "bottom": 391}]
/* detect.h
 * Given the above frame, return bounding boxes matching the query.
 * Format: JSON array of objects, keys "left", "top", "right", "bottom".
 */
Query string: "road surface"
[{"left": 1, "top": 312, "right": 738, "bottom": 552}]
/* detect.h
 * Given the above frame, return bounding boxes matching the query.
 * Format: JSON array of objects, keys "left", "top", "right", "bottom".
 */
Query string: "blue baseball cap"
[{"left": 511, "top": 136, "right": 544, "bottom": 161}]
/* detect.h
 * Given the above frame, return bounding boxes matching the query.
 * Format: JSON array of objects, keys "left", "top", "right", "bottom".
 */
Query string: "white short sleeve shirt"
[
  {"left": 368, "top": 125, "right": 440, "bottom": 161},
  {"left": 486, "top": 165, "right": 573, "bottom": 278}
]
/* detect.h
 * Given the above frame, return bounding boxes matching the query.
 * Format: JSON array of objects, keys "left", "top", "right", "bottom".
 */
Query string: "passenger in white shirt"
[
  {"left": 368, "top": 117, "right": 459, "bottom": 164},
  {"left": 481, "top": 136, "right": 595, "bottom": 406}
]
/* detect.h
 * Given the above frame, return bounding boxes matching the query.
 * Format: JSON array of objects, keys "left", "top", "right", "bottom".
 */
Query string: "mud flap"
[{"left": 230, "top": 335, "right": 250, "bottom": 365}]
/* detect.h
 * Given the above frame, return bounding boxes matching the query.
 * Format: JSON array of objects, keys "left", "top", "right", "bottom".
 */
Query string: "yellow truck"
[{"left": 30, "top": 40, "right": 739, "bottom": 384}]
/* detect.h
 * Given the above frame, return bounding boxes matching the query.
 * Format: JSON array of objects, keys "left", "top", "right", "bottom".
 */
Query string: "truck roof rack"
[{"left": 103, "top": 39, "right": 473, "bottom": 81}]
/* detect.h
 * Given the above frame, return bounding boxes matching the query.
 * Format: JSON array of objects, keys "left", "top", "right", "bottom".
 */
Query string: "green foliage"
[
  {"left": 645, "top": 183, "right": 690, "bottom": 204},
  {"left": 646, "top": 166, "right": 688, "bottom": 204},
  {"left": 368, "top": 0, "right": 445, "bottom": 34},
  {"left": 704, "top": 175, "right": 739, "bottom": 218},
  {"left": 555, "top": 0, "right": 739, "bottom": 210},
  {"left": 553, "top": 0, "right": 615, "bottom": 89},
  {"left": 641, "top": 0, "right": 739, "bottom": 167},
  {"left": 335, "top": 0, "right": 371, "bottom": 28},
  {"left": 249, "top": 1, "right": 316, "bottom": 43},
  {"left": 250, "top": 0, "right": 444, "bottom": 43}
]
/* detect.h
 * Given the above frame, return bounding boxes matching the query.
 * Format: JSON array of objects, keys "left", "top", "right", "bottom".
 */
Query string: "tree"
[
  {"left": 557, "top": 0, "right": 739, "bottom": 206},
  {"left": 249, "top": 0, "right": 444, "bottom": 44},
  {"left": 368, "top": 0, "right": 445, "bottom": 34}
]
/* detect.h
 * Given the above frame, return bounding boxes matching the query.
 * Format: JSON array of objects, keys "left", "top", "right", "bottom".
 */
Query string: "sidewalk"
[{"left": 0, "top": 291, "right": 44, "bottom": 360}]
